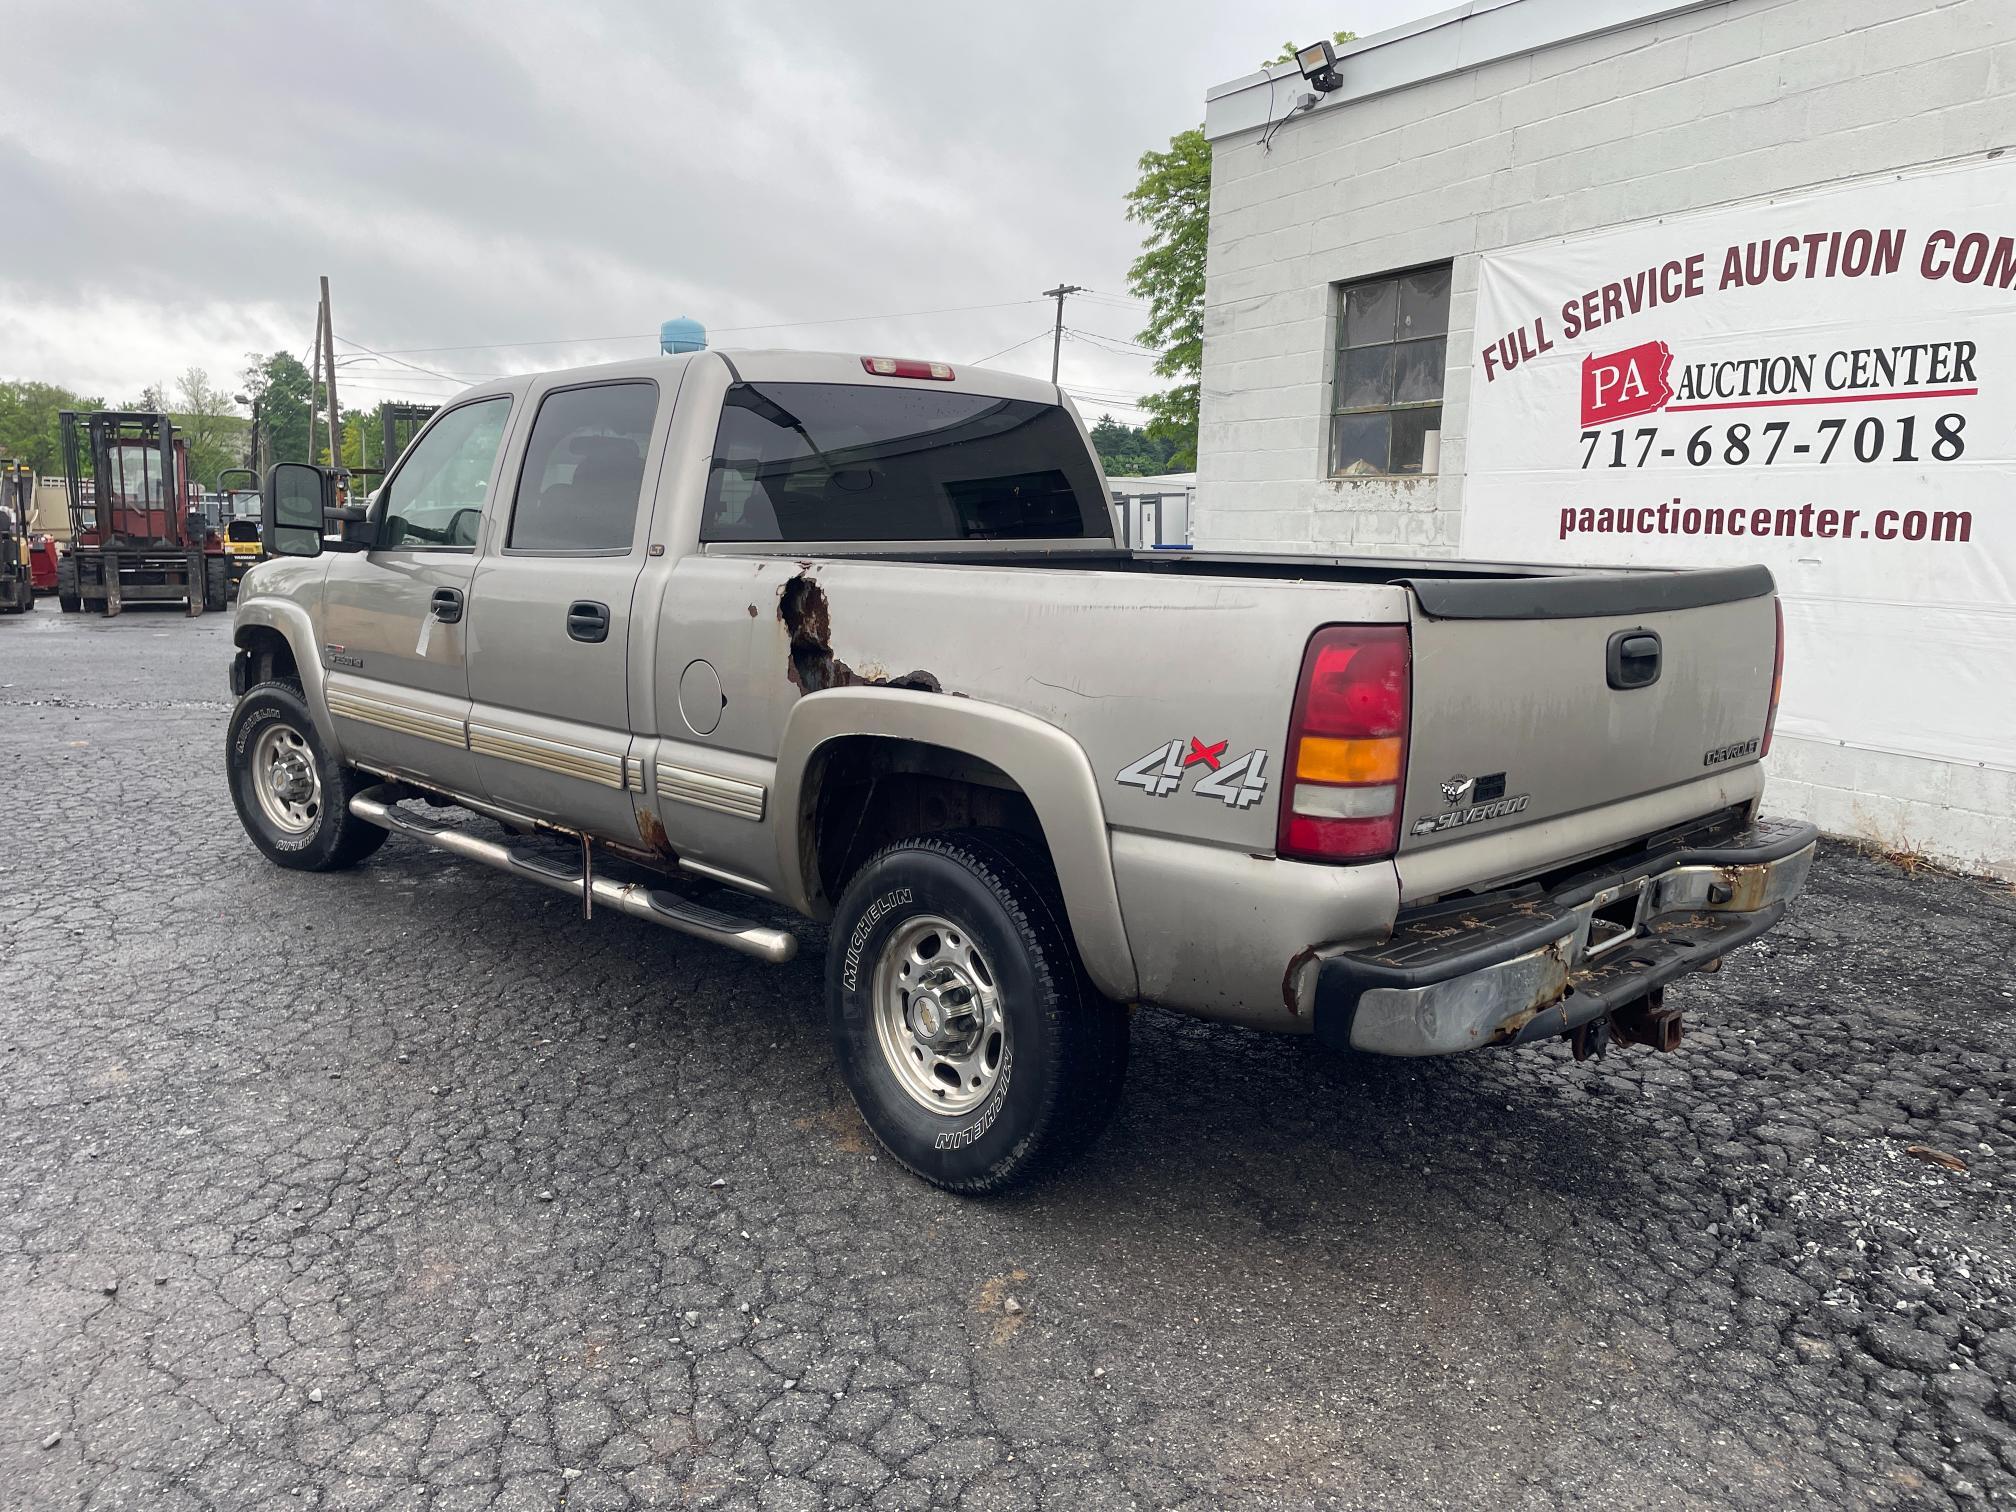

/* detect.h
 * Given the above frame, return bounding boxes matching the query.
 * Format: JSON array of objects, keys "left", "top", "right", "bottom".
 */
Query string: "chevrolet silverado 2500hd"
[{"left": 226, "top": 348, "right": 1815, "bottom": 1192}]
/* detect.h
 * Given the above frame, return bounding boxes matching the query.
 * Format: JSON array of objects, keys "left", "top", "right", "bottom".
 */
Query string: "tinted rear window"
[
  {"left": 226, "top": 520, "right": 260, "bottom": 542},
  {"left": 700, "top": 382, "right": 1105, "bottom": 543}
]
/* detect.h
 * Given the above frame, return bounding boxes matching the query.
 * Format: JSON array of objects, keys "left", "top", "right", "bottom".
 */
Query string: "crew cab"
[{"left": 225, "top": 348, "right": 1815, "bottom": 1191}]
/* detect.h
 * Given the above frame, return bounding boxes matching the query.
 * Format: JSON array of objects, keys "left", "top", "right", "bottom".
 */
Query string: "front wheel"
[
  {"left": 226, "top": 680, "right": 387, "bottom": 871},
  {"left": 827, "top": 829, "right": 1129, "bottom": 1194}
]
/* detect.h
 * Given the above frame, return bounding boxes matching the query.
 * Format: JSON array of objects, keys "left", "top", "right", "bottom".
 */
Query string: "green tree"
[
  {"left": 174, "top": 367, "right": 242, "bottom": 488},
  {"left": 242, "top": 352, "right": 316, "bottom": 466},
  {"left": 0, "top": 380, "right": 104, "bottom": 475},
  {"left": 1123, "top": 32, "right": 1355, "bottom": 472},
  {"left": 1089, "top": 413, "right": 1178, "bottom": 477},
  {"left": 1124, "top": 128, "right": 1209, "bottom": 470}
]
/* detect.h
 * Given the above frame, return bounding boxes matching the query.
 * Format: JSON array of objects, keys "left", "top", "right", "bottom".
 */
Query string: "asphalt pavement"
[{"left": 1, "top": 606, "right": 2012, "bottom": 1511}]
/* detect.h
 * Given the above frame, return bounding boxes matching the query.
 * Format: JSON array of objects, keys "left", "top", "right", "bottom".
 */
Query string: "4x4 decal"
[{"left": 1116, "top": 738, "right": 1269, "bottom": 809}]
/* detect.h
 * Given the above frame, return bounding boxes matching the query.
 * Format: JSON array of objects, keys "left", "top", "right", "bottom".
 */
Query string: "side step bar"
[{"left": 348, "top": 790, "right": 798, "bottom": 964}]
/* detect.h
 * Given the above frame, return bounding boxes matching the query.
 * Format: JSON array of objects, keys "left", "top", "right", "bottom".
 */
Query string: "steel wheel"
[
  {"left": 250, "top": 722, "right": 322, "bottom": 835},
  {"left": 870, "top": 913, "right": 1007, "bottom": 1116}
]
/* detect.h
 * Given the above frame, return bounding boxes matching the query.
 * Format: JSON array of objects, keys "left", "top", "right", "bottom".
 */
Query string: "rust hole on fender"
[{"left": 778, "top": 572, "right": 942, "bottom": 696}]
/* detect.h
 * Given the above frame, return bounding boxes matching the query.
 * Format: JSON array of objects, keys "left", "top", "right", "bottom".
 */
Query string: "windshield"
[
  {"left": 103, "top": 443, "right": 164, "bottom": 507},
  {"left": 700, "top": 382, "right": 1105, "bottom": 543}
]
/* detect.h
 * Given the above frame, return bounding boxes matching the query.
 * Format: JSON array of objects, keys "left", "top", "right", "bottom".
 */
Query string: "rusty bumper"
[{"left": 1315, "top": 813, "right": 1818, "bottom": 1057}]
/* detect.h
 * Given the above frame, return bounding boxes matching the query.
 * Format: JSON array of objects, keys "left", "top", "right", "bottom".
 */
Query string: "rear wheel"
[
  {"left": 203, "top": 555, "right": 230, "bottom": 613},
  {"left": 226, "top": 679, "right": 387, "bottom": 871},
  {"left": 827, "top": 828, "right": 1129, "bottom": 1194}
]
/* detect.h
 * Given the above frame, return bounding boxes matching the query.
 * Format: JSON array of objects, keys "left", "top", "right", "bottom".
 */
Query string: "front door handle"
[
  {"left": 429, "top": 586, "right": 464, "bottom": 624},
  {"left": 567, "top": 600, "right": 610, "bottom": 643}
]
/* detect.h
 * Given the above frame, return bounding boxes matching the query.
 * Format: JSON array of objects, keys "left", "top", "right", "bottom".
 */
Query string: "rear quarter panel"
[{"left": 658, "top": 553, "right": 1407, "bottom": 856}]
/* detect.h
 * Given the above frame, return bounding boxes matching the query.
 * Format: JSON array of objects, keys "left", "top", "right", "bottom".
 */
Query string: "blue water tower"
[{"left": 660, "top": 316, "right": 707, "bottom": 354}]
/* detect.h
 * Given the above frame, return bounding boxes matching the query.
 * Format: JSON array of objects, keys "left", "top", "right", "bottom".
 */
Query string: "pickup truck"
[{"left": 226, "top": 348, "right": 1816, "bottom": 1192}]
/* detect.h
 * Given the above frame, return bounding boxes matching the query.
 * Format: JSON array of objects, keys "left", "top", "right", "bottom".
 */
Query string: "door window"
[
  {"left": 507, "top": 382, "right": 657, "bottom": 552},
  {"left": 376, "top": 396, "right": 511, "bottom": 549}
]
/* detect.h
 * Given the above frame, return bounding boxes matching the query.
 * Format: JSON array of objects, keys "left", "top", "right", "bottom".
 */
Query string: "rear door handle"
[
  {"left": 567, "top": 600, "right": 610, "bottom": 643},
  {"left": 429, "top": 587, "right": 464, "bottom": 624}
]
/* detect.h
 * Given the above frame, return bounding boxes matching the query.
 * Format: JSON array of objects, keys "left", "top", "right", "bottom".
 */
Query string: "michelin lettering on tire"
[
  {"left": 235, "top": 705, "right": 313, "bottom": 852},
  {"left": 840, "top": 887, "right": 912, "bottom": 994},
  {"left": 934, "top": 1053, "right": 1012, "bottom": 1150}
]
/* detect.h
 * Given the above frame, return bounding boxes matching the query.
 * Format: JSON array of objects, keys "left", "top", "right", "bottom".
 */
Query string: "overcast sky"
[{"left": 1, "top": 0, "right": 1441, "bottom": 422}]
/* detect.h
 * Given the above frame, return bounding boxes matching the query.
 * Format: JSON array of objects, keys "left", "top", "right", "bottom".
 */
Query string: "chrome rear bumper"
[{"left": 1315, "top": 814, "right": 1818, "bottom": 1057}]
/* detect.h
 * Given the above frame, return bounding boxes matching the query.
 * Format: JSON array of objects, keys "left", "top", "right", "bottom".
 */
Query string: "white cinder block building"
[{"left": 1197, "top": 0, "right": 2016, "bottom": 877}]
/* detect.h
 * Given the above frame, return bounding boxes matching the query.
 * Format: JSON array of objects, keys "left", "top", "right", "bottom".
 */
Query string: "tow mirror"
[{"left": 263, "top": 462, "right": 327, "bottom": 558}]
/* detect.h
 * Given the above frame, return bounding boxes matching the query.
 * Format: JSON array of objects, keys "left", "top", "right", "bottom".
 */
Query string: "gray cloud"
[{"left": 1, "top": 0, "right": 1438, "bottom": 416}]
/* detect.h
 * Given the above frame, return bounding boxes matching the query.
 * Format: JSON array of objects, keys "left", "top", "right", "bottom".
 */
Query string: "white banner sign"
[{"left": 1462, "top": 156, "right": 2015, "bottom": 773}]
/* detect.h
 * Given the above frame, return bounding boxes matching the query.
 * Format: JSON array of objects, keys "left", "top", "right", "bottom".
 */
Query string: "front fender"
[
  {"left": 773, "top": 689, "right": 1139, "bottom": 1002},
  {"left": 232, "top": 587, "right": 338, "bottom": 750}
]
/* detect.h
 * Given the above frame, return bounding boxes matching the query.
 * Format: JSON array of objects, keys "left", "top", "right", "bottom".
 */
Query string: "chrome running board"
[{"left": 348, "top": 789, "right": 797, "bottom": 964}]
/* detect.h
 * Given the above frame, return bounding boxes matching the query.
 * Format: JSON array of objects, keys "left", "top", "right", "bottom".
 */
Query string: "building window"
[{"left": 1330, "top": 264, "right": 1451, "bottom": 477}]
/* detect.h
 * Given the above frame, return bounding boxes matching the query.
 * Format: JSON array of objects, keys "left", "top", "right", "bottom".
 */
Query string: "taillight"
[
  {"left": 861, "top": 356, "right": 955, "bottom": 380},
  {"left": 1761, "top": 598, "right": 1785, "bottom": 756},
  {"left": 1277, "top": 624, "right": 1411, "bottom": 862}
]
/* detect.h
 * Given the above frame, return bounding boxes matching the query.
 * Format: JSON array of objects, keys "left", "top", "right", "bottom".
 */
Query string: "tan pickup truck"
[{"left": 225, "top": 348, "right": 1816, "bottom": 1191}]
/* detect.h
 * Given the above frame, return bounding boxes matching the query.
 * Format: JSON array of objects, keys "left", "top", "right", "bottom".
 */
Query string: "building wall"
[
  {"left": 1197, "top": 0, "right": 2016, "bottom": 877},
  {"left": 1199, "top": 0, "right": 2014, "bottom": 554}
]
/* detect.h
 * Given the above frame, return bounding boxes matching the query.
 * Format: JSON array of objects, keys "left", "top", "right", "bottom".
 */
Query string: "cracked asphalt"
[{"left": 2, "top": 607, "right": 2013, "bottom": 1512}]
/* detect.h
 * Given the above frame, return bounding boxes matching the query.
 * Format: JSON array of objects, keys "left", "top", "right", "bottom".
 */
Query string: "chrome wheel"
[
  {"left": 251, "top": 722, "right": 321, "bottom": 835},
  {"left": 870, "top": 914, "right": 1007, "bottom": 1115}
]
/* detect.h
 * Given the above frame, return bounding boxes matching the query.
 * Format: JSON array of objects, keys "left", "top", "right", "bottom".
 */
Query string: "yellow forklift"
[{"left": 216, "top": 466, "right": 263, "bottom": 593}]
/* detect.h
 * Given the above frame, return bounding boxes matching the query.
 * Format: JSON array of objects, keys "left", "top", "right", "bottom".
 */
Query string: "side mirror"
[{"left": 263, "top": 462, "right": 327, "bottom": 558}]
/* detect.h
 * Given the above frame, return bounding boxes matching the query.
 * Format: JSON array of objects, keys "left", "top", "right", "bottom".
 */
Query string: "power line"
[
  {"left": 1065, "top": 327, "right": 1158, "bottom": 357},
  {"left": 333, "top": 333, "right": 492, "bottom": 384},
  {"left": 966, "top": 330, "right": 1054, "bottom": 367}
]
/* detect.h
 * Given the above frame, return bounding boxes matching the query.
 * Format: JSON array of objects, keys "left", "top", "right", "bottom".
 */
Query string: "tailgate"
[{"left": 1397, "top": 565, "right": 1777, "bottom": 872}]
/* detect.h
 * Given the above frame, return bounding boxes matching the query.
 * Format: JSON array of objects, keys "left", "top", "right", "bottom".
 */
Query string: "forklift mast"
[
  {"left": 0, "top": 459, "right": 31, "bottom": 529},
  {"left": 0, "top": 458, "right": 37, "bottom": 612},
  {"left": 380, "top": 403, "right": 436, "bottom": 472}
]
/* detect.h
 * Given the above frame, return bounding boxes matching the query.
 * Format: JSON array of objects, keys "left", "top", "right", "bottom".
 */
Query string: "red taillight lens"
[
  {"left": 861, "top": 356, "right": 955, "bottom": 380},
  {"left": 1278, "top": 624, "right": 1411, "bottom": 862},
  {"left": 1761, "top": 598, "right": 1785, "bottom": 756}
]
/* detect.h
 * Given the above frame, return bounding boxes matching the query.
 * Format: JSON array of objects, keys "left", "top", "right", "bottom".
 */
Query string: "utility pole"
[
  {"left": 1042, "top": 283, "right": 1086, "bottom": 384},
  {"left": 319, "top": 275, "right": 341, "bottom": 467}
]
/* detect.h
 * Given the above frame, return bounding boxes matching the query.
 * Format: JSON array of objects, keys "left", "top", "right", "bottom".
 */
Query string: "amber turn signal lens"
[{"left": 1294, "top": 734, "right": 1404, "bottom": 785}]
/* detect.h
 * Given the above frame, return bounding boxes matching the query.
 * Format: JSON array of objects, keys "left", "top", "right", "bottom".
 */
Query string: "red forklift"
[
  {"left": 56, "top": 411, "right": 229, "bottom": 615},
  {"left": 0, "top": 459, "right": 34, "bottom": 612}
]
